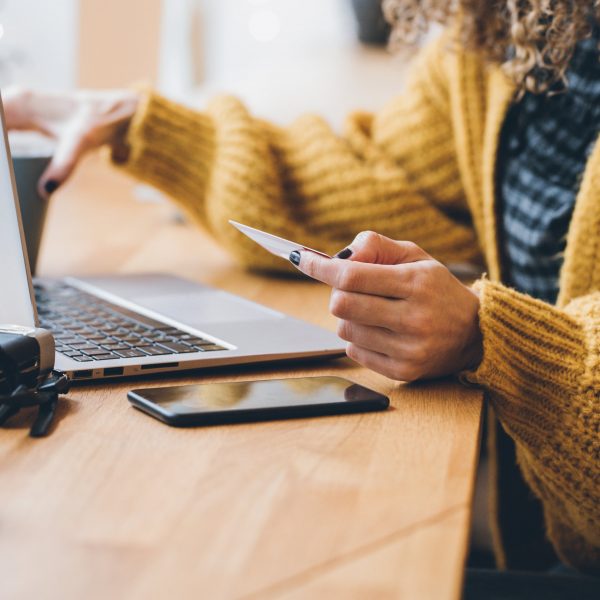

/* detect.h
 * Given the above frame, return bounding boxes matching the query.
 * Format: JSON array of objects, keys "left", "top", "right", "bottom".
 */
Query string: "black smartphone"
[{"left": 127, "top": 376, "right": 389, "bottom": 427}]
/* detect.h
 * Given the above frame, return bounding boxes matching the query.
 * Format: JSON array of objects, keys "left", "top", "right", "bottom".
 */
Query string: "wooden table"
[{"left": 0, "top": 157, "right": 483, "bottom": 599}]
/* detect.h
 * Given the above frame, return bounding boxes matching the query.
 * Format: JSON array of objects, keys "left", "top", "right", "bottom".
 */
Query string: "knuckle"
[
  {"left": 409, "top": 344, "right": 429, "bottom": 367},
  {"left": 80, "top": 123, "right": 106, "bottom": 148},
  {"left": 329, "top": 289, "right": 350, "bottom": 318},
  {"left": 428, "top": 260, "right": 446, "bottom": 276},
  {"left": 402, "top": 367, "right": 421, "bottom": 382},
  {"left": 393, "top": 264, "right": 416, "bottom": 295},
  {"left": 403, "top": 240, "right": 420, "bottom": 255},
  {"left": 389, "top": 363, "right": 409, "bottom": 382},
  {"left": 345, "top": 342, "right": 358, "bottom": 361},
  {"left": 301, "top": 254, "right": 316, "bottom": 276},
  {"left": 338, "top": 264, "right": 360, "bottom": 290},
  {"left": 408, "top": 310, "right": 430, "bottom": 334},
  {"left": 336, "top": 319, "right": 352, "bottom": 341},
  {"left": 420, "top": 260, "right": 444, "bottom": 281},
  {"left": 392, "top": 362, "right": 420, "bottom": 382},
  {"left": 388, "top": 304, "right": 405, "bottom": 331},
  {"left": 411, "top": 270, "right": 431, "bottom": 294},
  {"left": 356, "top": 230, "right": 379, "bottom": 246}
]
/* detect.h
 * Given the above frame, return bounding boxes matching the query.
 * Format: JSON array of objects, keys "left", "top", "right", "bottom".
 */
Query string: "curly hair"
[{"left": 382, "top": 0, "right": 600, "bottom": 94}]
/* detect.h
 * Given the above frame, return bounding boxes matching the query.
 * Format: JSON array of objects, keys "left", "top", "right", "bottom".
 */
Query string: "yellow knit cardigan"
[{"left": 116, "top": 34, "right": 599, "bottom": 573}]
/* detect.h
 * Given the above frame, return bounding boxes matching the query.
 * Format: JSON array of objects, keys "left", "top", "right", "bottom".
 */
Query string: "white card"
[{"left": 229, "top": 220, "right": 331, "bottom": 260}]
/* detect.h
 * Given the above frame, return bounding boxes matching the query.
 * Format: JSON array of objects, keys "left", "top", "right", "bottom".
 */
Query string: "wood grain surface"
[{"left": 0, "top": 157, "right": 483, "bottom": 599}]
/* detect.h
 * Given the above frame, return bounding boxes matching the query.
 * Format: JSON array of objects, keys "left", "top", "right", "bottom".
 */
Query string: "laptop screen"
[{"left": 0, "top": 96, "right": 37, "bottom": 327}]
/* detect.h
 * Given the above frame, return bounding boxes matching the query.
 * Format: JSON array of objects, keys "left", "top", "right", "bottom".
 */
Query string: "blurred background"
[{"left": 0, "top": 0, "right": 415, "bottom": 129}]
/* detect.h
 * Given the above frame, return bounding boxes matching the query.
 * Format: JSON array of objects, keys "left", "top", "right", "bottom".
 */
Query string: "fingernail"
[
  {"left": 44, "top": 180, "right": 59, "bottom": 195},
  {"left": 289, "top": 250, "right": 301, "bottom": 266},
  {"left": 335, "top": 247, "right": 353, "bottom": 259}
]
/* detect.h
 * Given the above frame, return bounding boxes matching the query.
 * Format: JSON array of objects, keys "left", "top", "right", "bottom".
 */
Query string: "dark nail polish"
[
  {"left": 335, "top": 247, "right": 353, "bottom": 259},
  {"left": 44, "top": 180, "right": 59, "bottom": 195},
  {"left": 289, "top": 250, "right": 301, "bottom": 266}
]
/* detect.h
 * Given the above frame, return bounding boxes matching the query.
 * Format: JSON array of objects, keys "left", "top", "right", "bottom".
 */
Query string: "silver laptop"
[{"left": 0, "top": 99, "right": 345, "bottom": 381}]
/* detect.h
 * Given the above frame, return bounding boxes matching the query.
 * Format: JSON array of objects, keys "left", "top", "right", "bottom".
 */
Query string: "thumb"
[
  {"left": 37, "top": 129, "right": 88, "bottom": 199},
  {"left": 336, "top": 231, "right": 431, "bottom": 265}
]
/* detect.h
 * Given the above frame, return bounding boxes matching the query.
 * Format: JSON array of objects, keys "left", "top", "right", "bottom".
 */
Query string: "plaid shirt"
[{"left": 499, "top": 33, "right": 600, "bottom": 304}]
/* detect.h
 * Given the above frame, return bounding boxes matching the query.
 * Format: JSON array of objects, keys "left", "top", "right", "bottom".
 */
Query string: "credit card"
[{"left": 229, "top": 220, "right": 331, "bottom": 260}]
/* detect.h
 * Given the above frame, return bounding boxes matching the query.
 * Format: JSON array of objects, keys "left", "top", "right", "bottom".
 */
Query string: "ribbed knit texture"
[
  {"left": 469, "top": 281, "right": 600, "bottom": 571},
  {"left": 115, "top": 33, "right": 599, "bottom": 573},
  {"left": 120, "top": 41, "right": 481, "bottom": 273}
]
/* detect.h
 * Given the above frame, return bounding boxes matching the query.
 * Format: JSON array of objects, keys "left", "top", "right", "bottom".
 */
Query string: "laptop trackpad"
[{"left": 134, "top": 290, "right": 283, "bottom": 325}]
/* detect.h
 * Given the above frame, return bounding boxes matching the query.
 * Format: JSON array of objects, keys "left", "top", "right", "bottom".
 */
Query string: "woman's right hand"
[{"left": 3, "top": 87, "right": 140, "bottom": 198}]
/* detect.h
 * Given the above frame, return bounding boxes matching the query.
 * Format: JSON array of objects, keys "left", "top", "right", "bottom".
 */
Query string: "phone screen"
[{"left": 128, "top": 376, "right": 389, "bottom": 426}]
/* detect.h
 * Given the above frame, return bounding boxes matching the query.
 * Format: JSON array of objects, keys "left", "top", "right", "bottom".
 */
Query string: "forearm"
[
  {"left": 464, "top": 281, "right": 600, "bottom": 570},
  {"left": 116, "top": 89, "right": 481, "bottom": 272},
  {"left": 113, "top": 91, "right": 215, "bottom": 212}
]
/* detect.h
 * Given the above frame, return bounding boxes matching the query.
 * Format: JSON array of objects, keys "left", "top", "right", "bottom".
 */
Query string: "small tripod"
[
  {"left": 0, "top": 327, "right": 70, "bottom": 437},
  {"left": 0, "top": 370, "right": 70, "bottom": 437}
]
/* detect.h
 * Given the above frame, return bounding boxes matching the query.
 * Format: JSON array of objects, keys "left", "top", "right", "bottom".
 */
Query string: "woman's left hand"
[
  {"left": 3, "top": 87, "right": 139, "bottom": 198},
  {"left": 291, "top": 232, "right": 483, "bottom": 381}
]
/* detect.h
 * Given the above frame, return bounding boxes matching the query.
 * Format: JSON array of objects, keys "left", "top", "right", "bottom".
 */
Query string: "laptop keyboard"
[{"left": 35, "top": 282, "right": 228, "bottom": 362}]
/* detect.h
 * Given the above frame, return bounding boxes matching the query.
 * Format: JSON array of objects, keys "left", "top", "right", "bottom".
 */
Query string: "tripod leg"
[
  {"left": 30, "top": 396, "right": 58, "bottom": 437},
  {"left": 0, "top": 403, "right": 19, "bottom": 426}
]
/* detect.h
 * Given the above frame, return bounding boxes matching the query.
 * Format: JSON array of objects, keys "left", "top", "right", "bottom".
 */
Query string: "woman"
[{"left": 5, "top": 0, "right": 599, "bottom": 575}]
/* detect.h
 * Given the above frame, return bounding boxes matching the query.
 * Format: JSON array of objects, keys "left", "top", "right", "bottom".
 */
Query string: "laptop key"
[
  {"left": 130, "top": 324, "right": 150, "bottom": 333},
  {"left": 186, "top": 338, "right": 214, "bottom": 346},
  {"left": 89, "top": 353, "right": 119, "bottom": 361},
  {"left": 102, "top": 343, "right": 130, "bottom": 351},
  {"left": 156, "top": 341, "right": 197, "bottom": 353},
  {"left": 139, "top": 346, "right": 172, "bottom": 356},
  {"left": 118, "top": 337, "right": 143, "bottom": 346},
  {"left": 67, "top": 327, "right": 92, "bottom": 335},
  {"left": 91, "top": 337, "right": 117, "bottom": 345},
  {"left": 86, "top": 333, "right": 111, "bottom": 342},
  {"left": 141, "top": 330, "right": 168, "bottom": 340},
  {"left": 198, "top": 344, "right": 226, "bottom": 352},
  {"left": 114, "top": 349, "right": 148, "bottom": 358},
  {"left": 63, "top": 350, "right": 86, "bottom": 357},
  {"left": 82, "top": 348, "right": 114, "bottom": 357},
  {"left": 69, "top": 343, "right": 100, "bottom": 352},
  {"left": 37, "top": 283, "right": 233, "bottom": 359},
  {"left": 156, "top": 327, "right": 181, "bottom": 335},
  {"left": 55, "top": 337, "right": 82, "bottom": 346},
  {"left": 97, "top": 325, "right": 120, "bottom": 337},
  {"left": 109, "top": 330, "right": 130, "bottom": 338},
  {"left": 54, "top": 332, "right": 79, "bottom": 339}
]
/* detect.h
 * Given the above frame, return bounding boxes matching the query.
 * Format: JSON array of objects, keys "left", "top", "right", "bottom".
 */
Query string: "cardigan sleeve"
[
  {"left": 113, "top": 35, "right": 480, "bottom": 272},
  {"left": 464, "top": 280, "right": 600, "bottom": 573}
]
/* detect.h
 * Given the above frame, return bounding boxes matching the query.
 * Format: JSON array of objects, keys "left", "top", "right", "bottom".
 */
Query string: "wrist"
[
  {"left": 107, "top": 91, "right": 140, "bottom": 163},
  {"left": 117, "top": 90, "right": 140, "bottom": 120},
  {"left": 463, "top": 287, "right": 483, "bottom": 371}
]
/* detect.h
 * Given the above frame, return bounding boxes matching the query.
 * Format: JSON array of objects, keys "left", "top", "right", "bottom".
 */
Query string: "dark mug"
[
  {"left": 10, "top": 140, "right": 53, "bottom": 275},
  {"left": 351, "top": 0, "right": 391, "bottom": 46}
]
